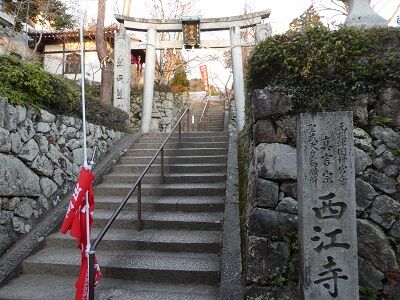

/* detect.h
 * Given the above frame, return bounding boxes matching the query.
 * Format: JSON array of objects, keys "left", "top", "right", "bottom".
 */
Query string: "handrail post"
[
  {"left": 137, "top": 181, "right": 142, "bottom": 231},
  {"left": 178, "top": 122, "right": 182, "bottom": 148},
  {"left": 88, "top": 250, "right": 95, "bottom": 300},
  {"left": 161, "top": 147, "right": 165, "bottom": 184},
  {"left": 207, "top": 113, "right": 210, "bottom": 131},
  {"left": 187, "top": 109, "right": 190, "bottom": 132}
]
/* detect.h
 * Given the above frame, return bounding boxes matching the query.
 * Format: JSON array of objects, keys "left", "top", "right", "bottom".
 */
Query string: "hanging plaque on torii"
[{"left": 181, "top": 16, "right": 200, "bottom": 48}]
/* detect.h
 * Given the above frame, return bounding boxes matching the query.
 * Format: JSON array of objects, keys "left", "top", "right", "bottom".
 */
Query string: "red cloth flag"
[
  {"left": 199, "top": 65, "right": 209, "bottom": 91},
  {"left": 60, "top": 167, "right": 102, "bottom": 300}
]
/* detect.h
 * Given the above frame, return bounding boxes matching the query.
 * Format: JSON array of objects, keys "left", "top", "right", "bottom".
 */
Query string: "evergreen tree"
[
  {"left": 4, "top": 0, "right": 74, "bottom": 31},
  {"left": 170, "top": 68, "right": 190, "bottom": 93}
]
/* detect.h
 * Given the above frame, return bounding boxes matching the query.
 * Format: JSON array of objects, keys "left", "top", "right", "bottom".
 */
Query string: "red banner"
[
  {"left": 60, "top": 167, "right": 102, "bottom": 300},
  {"left": 199, "top": 65, "right": 209, "bottom": 91}
]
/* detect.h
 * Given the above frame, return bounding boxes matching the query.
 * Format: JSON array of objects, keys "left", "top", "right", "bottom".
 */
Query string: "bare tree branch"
[{"left": 30, "top": 0, "right": 51, "bottom": 58}]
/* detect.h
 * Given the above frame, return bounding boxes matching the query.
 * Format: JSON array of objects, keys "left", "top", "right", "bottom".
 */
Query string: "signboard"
[
  {"left": 183, "top": 20, "right": 200, "bottom": 48},
  {"left": 199, "top": 65, "right": 209, "bottom": 91}
]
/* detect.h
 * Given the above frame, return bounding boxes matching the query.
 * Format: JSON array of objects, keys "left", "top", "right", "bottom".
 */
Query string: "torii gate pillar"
[
  {"left": 230, "top": 26, "right": 245, "bottom": 131},
  {"left": 141, "top": 27, "right": 157, "bottom": 133}
]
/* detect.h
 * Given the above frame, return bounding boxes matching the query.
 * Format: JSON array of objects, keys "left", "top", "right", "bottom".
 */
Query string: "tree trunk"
[
  {"left": 100, "top": 63, "right": 113, "bottom": 103},
  {"left": 96, "top": 0, "right": 113, "bottom": 105}
]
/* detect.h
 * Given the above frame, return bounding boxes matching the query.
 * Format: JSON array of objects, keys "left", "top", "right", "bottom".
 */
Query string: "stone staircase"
[
  {"left": 0, "top": 131, "right": 228, "bottom": 300},
  {"left": 204, "top": 101, "right": 225, "bottom": 132}
]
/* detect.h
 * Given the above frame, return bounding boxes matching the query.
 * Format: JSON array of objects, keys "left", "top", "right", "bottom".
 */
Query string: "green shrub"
[
  {"left": 45, "top": 74, "right": 80, "bottom": 114},
  {"left": 247, "top": 27, "right": 400, "bottom": 112},
  {"left": 84, "top": 95, "right": 129, "bottom": 132},
  {"left": 0, "top": 55, "right": 129, "bottom": 132},
  {"left": 0, "top": 55, "right": 62, "bottom": 108}
]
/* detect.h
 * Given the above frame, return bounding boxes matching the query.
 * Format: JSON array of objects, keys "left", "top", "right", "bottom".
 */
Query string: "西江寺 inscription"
[{"left": 297, "top": 112, "right": 359, "bottom": 299}]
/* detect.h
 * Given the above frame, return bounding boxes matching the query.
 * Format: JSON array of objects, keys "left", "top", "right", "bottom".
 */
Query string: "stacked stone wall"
[
  {"left": 0, "top": 98, "right": 123, "bottom": 255},
  {"left": 130, "top": 91, "right": 188, "bottom": 132},
  {"left": 244, "top": 88, "right": 400, "bottom": 299}
]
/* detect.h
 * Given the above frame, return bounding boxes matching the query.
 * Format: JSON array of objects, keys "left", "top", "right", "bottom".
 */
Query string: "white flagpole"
[
  {"left": 79, "top": 8, "right": 88, "bottom": 167},
  {"left": 78, "top": 4, "right": 91, "bottom": 299}
]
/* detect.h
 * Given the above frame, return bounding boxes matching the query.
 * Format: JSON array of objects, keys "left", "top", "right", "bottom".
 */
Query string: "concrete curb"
[
  {"left": 219, "top": 125, "right": 243, "bottom": 299},
  {"left": 0, "top": 133, "right": 141, "bottom": 286}
]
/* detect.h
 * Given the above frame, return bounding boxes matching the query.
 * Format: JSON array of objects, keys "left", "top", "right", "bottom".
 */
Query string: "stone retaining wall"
[
  {"left": 0, "top": 98, "right": 123, "bottom": 255},
  {"left": 130, "top": 91, "right": 188, "bottom": 132},
  {"left": 243, "top": 88, "right": 400, "bottom": 299}
]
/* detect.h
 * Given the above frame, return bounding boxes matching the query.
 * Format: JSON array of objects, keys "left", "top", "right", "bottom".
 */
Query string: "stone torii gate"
[{"left": 114, "top": 10, "right": 271, "bottom": 132}]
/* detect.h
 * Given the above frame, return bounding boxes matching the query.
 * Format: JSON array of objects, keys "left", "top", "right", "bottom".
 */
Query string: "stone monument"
[
  {"left": 113, "top": 32, "right": 131, "bottom": 113},
  {"left": 343, "top": 0, "right": 388, "bottom": 27},
  {"left": 297, "top": 112, "right": 359, "bottom": 299}
]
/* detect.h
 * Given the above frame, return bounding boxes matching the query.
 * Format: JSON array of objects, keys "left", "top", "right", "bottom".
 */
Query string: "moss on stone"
[{"left": 237, "top": 129, "right": 249, "bottom": 274}]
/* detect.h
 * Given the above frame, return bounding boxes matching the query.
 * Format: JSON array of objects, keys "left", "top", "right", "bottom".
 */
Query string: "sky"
[{"left": 80, "top": 0, "right": 400, "bottom": 87}]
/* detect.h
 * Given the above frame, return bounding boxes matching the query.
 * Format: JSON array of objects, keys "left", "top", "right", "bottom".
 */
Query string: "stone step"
[
  {"left": 47, "top": 228, "right": 222, "bottom": 253},
  {"left": 143, "top": 132, "right": 226, "bottom": 138},
  {"left": 102, "top": 172, "right": 226, "bottom": 184},
  {"left": 208, "top": 128, "right": 224, "bottom": 131},
  {"left": 207, "top": 123, "right": 224, "bottom": 127},
  {"left": 22, "top": 248, "right": 220, "bottom": 285},
  {"left": 142, "top": 133, "right": 228, "bottom": 140},
  {"left": 0, "top": 274, "right": 218, "bottom": 300},
  {"left": 133, "top": 142, "right": 227, "bottom": 149},
  {"left": 94, "top": 195, "right": 225, "bottom": 212},
  {"left": 95, "top": 182, "right": 226, "bottom": 197},
  {"left": 138, "top": 136, "right": 228, "bottom": 143},
  {"left": 126, "top": 148, "right": 228, "bottom": 156},
  {"left": 92, "top": 209, "right": 223, "bottom": 230},
  {"left": 112, "top": 163, "right": 227, "bottom": 174},
  {"left": 120, "top": 155, "right": 227, "bottom": 164}
]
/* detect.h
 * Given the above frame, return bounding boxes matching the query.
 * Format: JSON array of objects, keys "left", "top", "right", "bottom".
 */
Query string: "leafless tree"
[
  {"left": 209, "top": 71, "right": 234, "bottom": 101},
  {"left": 145, "top": 0, "right": 199, "bottom": 85},
  {"left": 29, "top": 0, "right": 52, "bottom": 58},
  {"left": 312, "top": 0, "right": 349, "bottom": 22}
]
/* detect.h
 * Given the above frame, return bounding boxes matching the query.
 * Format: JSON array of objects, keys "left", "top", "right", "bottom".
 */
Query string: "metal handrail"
[
  {"left": 88, "top": 107, "right": 190, "bottom": 300},
  {"left": 199, "top": 93, "right": 210, "bottom": 125}
]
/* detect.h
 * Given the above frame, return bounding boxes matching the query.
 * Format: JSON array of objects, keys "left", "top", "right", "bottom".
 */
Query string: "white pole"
[
  {"left": 141, "top": 27, "right": 157, "bottom": 133},
  {"left": 230, "top": 26, "right": 245, "bottom": 131},
  {"left": 78, "top": 6, "right": 91, "bottom": 299},
  {"left": 79, "top": 13, "right": 88, "bottom": 167}
]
